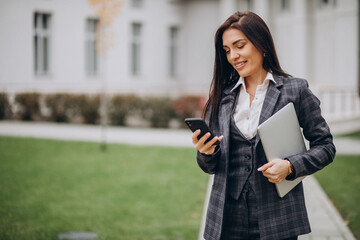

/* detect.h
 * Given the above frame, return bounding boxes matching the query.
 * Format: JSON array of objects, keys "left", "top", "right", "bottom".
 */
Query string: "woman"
[{"left": 192, "top": 12, "right": 336, "bottom": 240}]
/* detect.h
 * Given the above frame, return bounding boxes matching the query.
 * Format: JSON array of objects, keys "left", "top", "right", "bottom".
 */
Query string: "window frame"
[
  {"left": 131, "top": 0, "right": 143, "bottom": 9},
  {"left": 33, "top": 12, "right": 52, "bottom": 76},
  {"left": 130, "top": 22, "right": 142, "bottom": 76},
  {"left": 169, "top": 26, "right": 180, "bottom": 78},
  {"left": 85, "top": 18, "right": 100, "bottom": 76}
]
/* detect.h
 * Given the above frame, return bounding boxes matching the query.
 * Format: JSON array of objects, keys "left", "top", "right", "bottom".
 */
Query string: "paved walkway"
[
  {"left": 0, "top": 121, "right": 193, "bottom": 147},
  {"left": 0, "top": 120, "right": 358, "bottom": 240}
]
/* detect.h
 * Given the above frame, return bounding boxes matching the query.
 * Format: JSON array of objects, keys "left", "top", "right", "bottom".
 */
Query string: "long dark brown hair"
[{"left": 203, "top": 11, "right": 290, "bottom": 126}]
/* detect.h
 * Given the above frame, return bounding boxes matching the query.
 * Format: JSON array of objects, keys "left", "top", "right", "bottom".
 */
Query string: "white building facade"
[{"left": 0, "top": 0, "right": 359, "bottom": 121}]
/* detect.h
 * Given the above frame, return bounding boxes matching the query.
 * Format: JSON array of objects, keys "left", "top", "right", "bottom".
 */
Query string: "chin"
[{"left": 237, "top": 71, "right": 248, "bottom": 78}]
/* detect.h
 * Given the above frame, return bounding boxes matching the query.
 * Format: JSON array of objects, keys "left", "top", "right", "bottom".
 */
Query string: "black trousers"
[
  {"left": 221, "top": 183, "right": 259, "bottom": 240},
  {"left": 220, "top": 183, "right": 298, "bottom": 240}
]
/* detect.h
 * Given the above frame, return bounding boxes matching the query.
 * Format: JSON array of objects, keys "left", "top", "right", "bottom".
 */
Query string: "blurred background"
[
  {"left": 0, "top": 0, "right": 359, "bottom": 240},
  {"left": 0, "top": 0, "right": 359, "bottom": 126}
]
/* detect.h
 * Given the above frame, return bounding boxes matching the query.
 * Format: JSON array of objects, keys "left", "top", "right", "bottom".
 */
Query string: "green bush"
[
  {"left": 78, "top": 95, "right": 100, "bottom": 124},
  {"left": 109, "top": 95, "right": 143, "bottom": 126},
  {"left": 142, "top": 97, "right": 177, "bottom": 128},
  {"left": 172, "top": 96, "right": 206, "bottom": 127},
  {"left": 8, "top": 92, "right": 207, "bottom": 128},
  {"left": 45, "top": 94, "right": 84, "bottom": 123},
  {"left": 14, "top": 93, "right": 40, "bottom": 121},
  {"left": 0, "top": 93, "right": 11, "bottom": 120}
]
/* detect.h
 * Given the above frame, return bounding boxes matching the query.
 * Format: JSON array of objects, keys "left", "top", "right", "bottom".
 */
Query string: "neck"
[{"left": 245, "top": 69, "right": 267, "bottom": 89}]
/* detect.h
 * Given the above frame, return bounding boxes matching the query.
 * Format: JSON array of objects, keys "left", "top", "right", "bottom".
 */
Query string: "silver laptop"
[{"left": 257, "top": 102, "right": 307, "bottom": 198}]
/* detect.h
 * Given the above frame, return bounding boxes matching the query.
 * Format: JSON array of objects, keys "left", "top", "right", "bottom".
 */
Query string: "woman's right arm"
[{"left": 192, "top": 130, "right": 223, "bottom": 174}]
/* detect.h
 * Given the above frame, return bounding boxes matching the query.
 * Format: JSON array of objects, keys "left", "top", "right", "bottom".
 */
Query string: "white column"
[
  {"left": 253, "top": 0, "right": 270, "bottom": 23},
  {"left": 219, "top": 0, "right": 237, "bottom": 23},
  {"left": 292, "top": 0, "right": 309, "bottom": 79}
]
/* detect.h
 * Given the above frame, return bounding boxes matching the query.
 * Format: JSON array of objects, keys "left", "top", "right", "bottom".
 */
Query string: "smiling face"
[{"left": 222, "top": 28, "right": 265, "bottom": 82}]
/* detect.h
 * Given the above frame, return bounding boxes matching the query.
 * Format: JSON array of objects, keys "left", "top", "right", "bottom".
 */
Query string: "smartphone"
[{"left": 184, "top": 118, "right": 220, "bottom": 146}]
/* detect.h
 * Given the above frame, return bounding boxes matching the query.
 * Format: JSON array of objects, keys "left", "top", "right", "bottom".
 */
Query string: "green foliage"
[
  {"left": 14, "top": 93, "right": 40, "bottom": 121},
  {"left": 0, "top": 93, "right": 11, "bottom": 120},
  {"left": 172, "top": 96, "right": 206, "bottom": 128},
  {"left": 8, "top": 93, "right": 207, "bottom": 128},
  {"left": 143, "top": 97, "right": 177, "bottom": 128},
  {"left": 315, "top": 155, "right": 360, "bottom": 239},
  {"left": 0, "top": 137, "right": 207, "bottom": 240},
  {"left": 109, "top": 94, "right": 142, "bottom": 126},
  {"left": 172, "top": 96, "right": 205, "bottom": 119},
  {"left": 78, "top": 95, "right": 100, "bottom": 124},
  {"left": 45, "top": 94, "right": 84, "bottom": 123}
]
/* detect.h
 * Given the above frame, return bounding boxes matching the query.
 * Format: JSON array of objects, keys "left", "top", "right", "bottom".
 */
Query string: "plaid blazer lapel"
[
  {"left": 219, "top": 85, "right": 238, "bottom": 154},
  {"left": 217, "top": 84, "right": 238, "bottom": 176},
  {"left": 256, "top": 77, "right": 284, "bottom": 146}
]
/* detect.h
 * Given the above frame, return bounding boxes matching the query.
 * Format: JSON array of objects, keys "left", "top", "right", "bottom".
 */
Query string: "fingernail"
[{"left": 257, "top": 167, "right": 262, "bottom": 171}]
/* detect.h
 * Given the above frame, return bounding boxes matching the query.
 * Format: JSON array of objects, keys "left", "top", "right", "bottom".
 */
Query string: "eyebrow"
[{"left": 223, "top": 38, "right": 246, "bottom": 48}]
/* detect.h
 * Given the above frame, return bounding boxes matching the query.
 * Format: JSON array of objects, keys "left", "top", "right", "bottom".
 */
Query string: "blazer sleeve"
[
  {"left": 195, "top": 102, "right": 222, "bottom": 174},
  {"left": 196, "top": 146, "right": 222, "bottom": 174},
  {"left": 286, "top": 79, "right": 336, "bottom": 179}
]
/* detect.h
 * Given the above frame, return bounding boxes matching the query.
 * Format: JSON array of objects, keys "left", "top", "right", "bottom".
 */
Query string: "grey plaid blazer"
[{"left": 197, "top": 75, "right": 336, "bottom": 240}]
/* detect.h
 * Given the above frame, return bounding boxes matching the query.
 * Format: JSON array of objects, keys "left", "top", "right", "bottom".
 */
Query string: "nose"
[{"left": 229, "top": 49, "right": 239, "bottom": 61}]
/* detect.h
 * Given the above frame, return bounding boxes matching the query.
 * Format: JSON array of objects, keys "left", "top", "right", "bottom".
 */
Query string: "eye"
[
  {"left": 237, "top": 44, "right": 245, "bottom": 49},
  {"left": 224, "top": 49, "right": 230, "bottom": 54}
]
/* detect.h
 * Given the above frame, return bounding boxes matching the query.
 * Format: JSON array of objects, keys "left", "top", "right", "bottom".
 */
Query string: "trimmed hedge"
[
  {"left": 172, "top": 95, "right": 206, "bottom": 127},
  {"left": 2, "top": 93, "right": 206, "bottom": 128},
  {"left": 14, "top": 93, "right": 41, "bottom": 121},
  {"left": 0, "top": 93, "right": 11, "bottom": 120},
  {"left": 45, "top": 94, "right": 83, "bottom": 122},
  {"left": 142, "top": 97, "right": 177, "bottom": 128},
  {"left": 109, "top": 95, "right": 143, "bottom": 126},
  {"left": 78, "top": 95, "right": 101, "bottom": 124}
]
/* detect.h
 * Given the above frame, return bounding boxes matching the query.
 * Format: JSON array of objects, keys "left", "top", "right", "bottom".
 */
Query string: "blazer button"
[
  {"left": 245, "top": 155, "right": 252, "bottom": 160},
  {"left": 245, "top": 167, "right": 251, "bottom": 172}
]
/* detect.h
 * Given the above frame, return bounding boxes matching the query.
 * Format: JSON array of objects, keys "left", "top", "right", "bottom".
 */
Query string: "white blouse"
[{"left": 231, "top": 72, "right": 276, "bottom": 140}]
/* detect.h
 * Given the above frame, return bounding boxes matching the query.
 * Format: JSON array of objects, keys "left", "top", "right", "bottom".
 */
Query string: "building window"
[
  {"left": 131, "top": 0, "right": 143, "bottom": 9},
  {"left": 169, "top": 26, "right": 179, "bottom": 77},
  {"left": 86, "top": 18, "right": 99, "bottom": 75},
  {"left": 131, "top": 23, "right": 142, "bottom": 76},
  {"left": 319, "top": 0, "right": 336, "bottom": 8},
  {"left": 247, "top": 0, "right": 254, "bottom": 11},
  {"left": 236, "top": 0, "right": 253, "bottom": 11},
  {"left": 33, "top": 12, "right": 51, "bottom": 75},
  {"left": 281, "top": 0, "right": 290, "bottom": 11}
]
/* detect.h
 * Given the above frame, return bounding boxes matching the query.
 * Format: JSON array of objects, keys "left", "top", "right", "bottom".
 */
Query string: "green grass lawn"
[
  {"left": 1, "top": 137, "right": 359, "bottom": 240},
  {"left": 0, "top": 137, "right": 208, "bottom": 240},
  {"left": 315, "top": 155, "right": 360, "bottom": 239},
  {"left": 337, "top": 131, "right": 360, "bottom": 139}
]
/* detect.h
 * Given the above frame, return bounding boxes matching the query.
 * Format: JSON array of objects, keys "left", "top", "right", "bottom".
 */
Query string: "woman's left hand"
[{"left": 258, "top": 159, "right": 290, "bottom": 183}]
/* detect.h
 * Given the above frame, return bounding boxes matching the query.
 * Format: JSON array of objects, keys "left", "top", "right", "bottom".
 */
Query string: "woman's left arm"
[{"left": 286, "top": 79, "right": 336, "bottom": 179}]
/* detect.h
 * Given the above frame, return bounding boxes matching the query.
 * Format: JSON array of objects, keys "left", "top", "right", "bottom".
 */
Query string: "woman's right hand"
[{"left": 192, "top": 130, "right": 223, "bottom": 155}]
